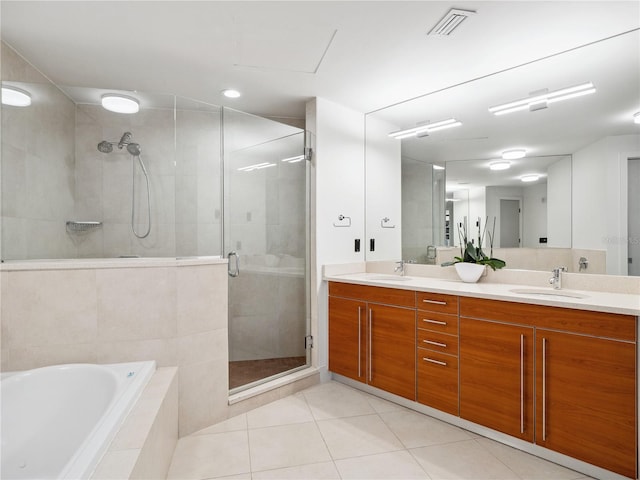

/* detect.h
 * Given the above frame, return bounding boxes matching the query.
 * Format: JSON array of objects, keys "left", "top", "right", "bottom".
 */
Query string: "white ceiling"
[{"left": 1, "top": 1, "right": 639, "bottom": 121}]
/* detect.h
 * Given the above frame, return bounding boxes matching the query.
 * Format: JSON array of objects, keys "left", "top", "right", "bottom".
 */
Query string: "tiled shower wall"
[
  {"left": 1, "top": 42, "right": 77, "bottom": 259},
  {"left": 1, "top": 41, "right": 222, "bottom": 261}
]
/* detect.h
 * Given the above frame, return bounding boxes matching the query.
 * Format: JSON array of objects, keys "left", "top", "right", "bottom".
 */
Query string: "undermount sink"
[
  {"left": 509, "top": 288, "right": 589, "bottom": 299},
  {"left": 368, "top": 275, "right": 414, "bottom": 282}
]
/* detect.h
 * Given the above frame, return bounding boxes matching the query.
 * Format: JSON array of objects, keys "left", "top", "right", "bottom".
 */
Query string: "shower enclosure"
[
  {"left": 223, "top": 109, "right": 309, "bottom": 390},
  {"left": 0, "top": 47, "right": 310, "bottom": 391}
]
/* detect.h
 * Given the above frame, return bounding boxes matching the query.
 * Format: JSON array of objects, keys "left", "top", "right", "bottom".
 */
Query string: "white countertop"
[{"left": 325, "top": 272, "right": 640, "bottom": 316}]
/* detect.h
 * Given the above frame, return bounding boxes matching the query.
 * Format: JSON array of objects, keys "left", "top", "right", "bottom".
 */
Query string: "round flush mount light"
[
  {"left": 502, "top": 149, "right": 526, "bottom": 160},
  {"left": 432, "top": 164, "right": 445, "bottom": 170},
  {"left": 489, "top": 161, "right": 511, "bottom": 171},
  {"left": 521, "top": 174, "right": 540, "bottom": 183},
  {"left": 222, "top": 89, "right": 241, "bottom": 98},
  {"left": 1, "top": 86, "right": 32, "bottom": 107},
  {"left": 101, "top": 94, "right": 139, "bottom": 114},
  {"left": 634, "top": 112, "right": 640, "bottom": 124}
]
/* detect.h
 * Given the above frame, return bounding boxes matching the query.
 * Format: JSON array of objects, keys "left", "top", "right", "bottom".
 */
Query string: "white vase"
[{"left": 454, "top": 262, "right": 486, "bottom": 283}]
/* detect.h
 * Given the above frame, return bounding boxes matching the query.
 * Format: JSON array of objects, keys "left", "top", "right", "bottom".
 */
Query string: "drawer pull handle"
[
  {"left": 424, "top": 340, "right": 447, "bottom": 348},
  {"left": 422, "top": 299, "right": 447, "bottom": 305},
  {"left": 423, "top": 319, "right": 447, "bottom": 325},
  {"left": 423, "top": 357, "right": 447, "bottom": 366}
]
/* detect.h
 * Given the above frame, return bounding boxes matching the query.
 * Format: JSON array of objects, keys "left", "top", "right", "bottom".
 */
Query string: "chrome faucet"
[
  {"left": 549, "top": 267, "right": 567, "bottom": 289},
  {"left": 394, "top": 260, "right": 405, "bottom": 276}
]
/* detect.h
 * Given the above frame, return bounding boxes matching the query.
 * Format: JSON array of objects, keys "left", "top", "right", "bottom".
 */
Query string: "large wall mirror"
[{"left": 365, "top": 29, "right": 640, "bottom": 275}]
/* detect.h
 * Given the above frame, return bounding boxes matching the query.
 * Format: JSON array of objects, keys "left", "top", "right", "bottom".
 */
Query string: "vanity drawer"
[
  {"left": 417, "top": 350, "right": 459, "bottom": 416},
  {"left": 329, "top": 282, "right": 415, "bottom": 308},
  {"left": 416, "top": 292, "right": 459, "bottom": 314},
  {"left": 417, "top": 311, "right": 458, "bottom": 336},
  {"left": 418, "top": 330, "right": 458, "bottom": 355}
]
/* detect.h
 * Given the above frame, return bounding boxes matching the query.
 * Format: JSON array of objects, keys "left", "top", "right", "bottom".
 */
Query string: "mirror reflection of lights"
[
  {"left": 521, "top": 174, "right": 541, "bottom": 182},
  {"left": 1, "top": 86, "right": 32, "bottom": 107}
]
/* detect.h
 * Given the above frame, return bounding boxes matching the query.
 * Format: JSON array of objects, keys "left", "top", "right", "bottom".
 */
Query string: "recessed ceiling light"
[
  {"left": 101, "top": 94, "right": 139, "bottom": 114},
  {"left": 521, "top": 174, "right": 540, "bottom": 183},
  {"left": 634, "top": 112, "right": 640, "bottom": 124},
  {"left": 222, "top": 89, "right": 241, "bottom": 98},
  {"left": 2, "top": 86, "right": 31, "bottom": 107},
  {"left": 502, "top": 149, "right": 526, "bottom": 160},
  {"left": 433, "top": 165, "right": 445, "bottom": 170},
  {"left": 489, "top": 161, "right": 511, "bottom": 171}
]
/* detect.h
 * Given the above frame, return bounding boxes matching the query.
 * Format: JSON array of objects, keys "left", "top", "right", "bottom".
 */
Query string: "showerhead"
[
  {"left": 127, "top": 143, "right": 141, "bottom": 156},
  {"left": 97, "top": 140, "right": 113, "bottom": 153},
  {"left": 118, "top": 132, "right": 133, "bottom": 149}
]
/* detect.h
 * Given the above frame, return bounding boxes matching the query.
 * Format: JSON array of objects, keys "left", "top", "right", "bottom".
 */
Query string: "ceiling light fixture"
[
  {"left": 389, "top": 118, "right": 462, "bottom": 139},
  {"left": 634, "top": 112, "right": 640, "bottom": 124},
  {"left": 1, "top": 86, "right": 32, "bottom": 107},
  {"left": 521, "top": 174, "right": 540, "bottom": 183},
  {"left": 428, "top": 8, "right": 476, "bottom": 36},
  {"left": 433, "top": 165, "right": 445, "bottom": 170},
  {"left": 222, "top": 89, "right": 241, "bottom": 98},
  {"left": 502, "top": 149, "right": 526, "bottom": 160},
  {"left": 489, "top": 82, "right": 595, "bottom": 116},
  {"left": 489, "top": 161, "right": 511, "bottom": 171},
  {"left": 101, "top": 94, "right": 139, "bottom": 114}
]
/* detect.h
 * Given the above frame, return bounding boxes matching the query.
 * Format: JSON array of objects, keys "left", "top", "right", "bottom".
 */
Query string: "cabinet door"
[
  {"left": 417, "top": 349, "right": 459, "bottom": 415},
  {"left": 368, "top": 304, "right": 416, "bottom": 400},
  {"left": 536, "top": 329, "right": 636, "bottom": 479},
  {"left": 460, "top": 318, "right": 534, "bottom": 442},
  {"left": 329, "top": 296, "right": 366, "bottom": 383}
]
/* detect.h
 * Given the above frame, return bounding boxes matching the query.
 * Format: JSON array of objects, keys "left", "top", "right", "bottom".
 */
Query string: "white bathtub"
[{"left": 1, "top": 361, "right": 156, "bottom": 480}]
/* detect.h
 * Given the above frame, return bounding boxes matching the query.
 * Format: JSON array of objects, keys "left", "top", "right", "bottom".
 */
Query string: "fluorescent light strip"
[
  {"left": 238, "top": 162, "right": 275, "bottom": 172},
  {"left": 389, "top": 118, "right": 461, "bottom": 139},
  {"left": 281, "top": 155, "right": 305, "bottom": 163},
  {"left": 489, "top": 82, "right": 595, "bottom": 115}
]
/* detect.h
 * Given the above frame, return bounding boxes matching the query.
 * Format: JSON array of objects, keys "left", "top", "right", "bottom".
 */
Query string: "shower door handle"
[{"left": 227, "top": 251, "right": 239, "bottom": 277}]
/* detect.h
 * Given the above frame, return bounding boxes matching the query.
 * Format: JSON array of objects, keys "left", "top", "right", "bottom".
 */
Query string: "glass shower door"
[{"left": 223, "top": 108, "right": 309, "bottom": 392}]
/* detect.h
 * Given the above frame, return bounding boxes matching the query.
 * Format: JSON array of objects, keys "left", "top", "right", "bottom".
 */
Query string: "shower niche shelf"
[{"left": 66, "top": 221, "right": 102, "bottom": 233}]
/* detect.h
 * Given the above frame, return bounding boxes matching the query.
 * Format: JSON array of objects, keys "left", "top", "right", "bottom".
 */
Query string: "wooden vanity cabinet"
[
  {"left": 328, "top": 282, "right": 416, "bottom": 400},
  {"left": 535, "top": 329, "right": 636, "bottom": 479},
  {"left": 460, "top": 297, "right": 637, "bottom": 479},
  {"left": 416, "top": 292, "right": 459, "bottom": 415},
  {"left": 459, "top": 318, "right": 534, "bottom": 442}
]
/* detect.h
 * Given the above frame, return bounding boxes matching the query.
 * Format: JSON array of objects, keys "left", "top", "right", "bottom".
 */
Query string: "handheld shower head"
[
  {"left": 127, "top": 143, "right": 141, "bottom": 156},
  {"left": 118, "top": 132, "right": 133, "bottom": 149},
  {"left": 97, "top": 141, "right": 113, "bottom": 153}
]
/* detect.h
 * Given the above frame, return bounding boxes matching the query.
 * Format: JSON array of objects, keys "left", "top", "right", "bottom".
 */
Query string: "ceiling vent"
[{"left": 428, "top": 8, "right": 476, "bottom": 36}]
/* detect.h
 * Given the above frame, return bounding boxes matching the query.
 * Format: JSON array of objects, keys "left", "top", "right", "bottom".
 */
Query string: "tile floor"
[{"left": 168, "top": 380, "right": 595, "bottom": 480}]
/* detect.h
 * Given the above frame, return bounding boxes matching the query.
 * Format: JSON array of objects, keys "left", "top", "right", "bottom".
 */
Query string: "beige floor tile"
[
  {"left": 249, "top": 421, "right": 332, "bottom": 472},
  {"left": 167, "top": 430, "right": 250, "bottom": 479},
  {"left": 317, "top": 414, "right": 404, "bottom": 460},
  {"left": 476, "top": 437, "right": 586, "bottom": 480},
  {"left": 303, "top": 381, "right": 376, "bottom": 420},
  {"left": 365, "top": 393, "right": 408, "bottom": 414},
  {"left": 410, "top": 439, "right": 519, "bottom": 480},
  {"left": 247, "top": 394, "right": 314, "bottom": 429},
  {"left": 252, "top": 461, "right": 341, "bottom": 479},
  {"left": 335, "top": 450, "right": 431, "bottom": 479},
  {"left": 192, "top": 414, "right": 248, "bottom": 436},
  {"left": 380, "top": 409, "right": 474, "bottom": 449}
]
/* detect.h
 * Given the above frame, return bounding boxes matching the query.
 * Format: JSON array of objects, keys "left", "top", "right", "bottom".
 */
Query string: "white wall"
[
  {"left": 546, "top": 155, "right": 571, "bottom": 248},
  {"left": 307, "top": 97, "right": 365, "bottom": 377},
  {"left": 572, "top": 134, "right": 640, "bottom": 275},
  {"left": 365, "top": 116, "right": 401, "bottom": 261}
]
